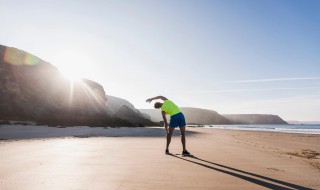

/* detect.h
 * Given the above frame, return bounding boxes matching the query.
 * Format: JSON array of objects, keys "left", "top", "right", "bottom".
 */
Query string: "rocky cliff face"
[
  {"left": 0, "top": 44, "right": 156, "bottom": 127},
  {"left": 105, "top": 95, "right": 156, "bottom": 126},
  {"left": 0, "top": 45, "right": 108, "bottom": 125}
]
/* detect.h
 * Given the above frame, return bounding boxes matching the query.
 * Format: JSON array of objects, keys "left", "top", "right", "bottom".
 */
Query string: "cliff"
[
  {"left": 106, "top": 95, "right": 156, "bottom": 126},
  {"left": 0, "top": 44, "right": 154, "bottom": 126},
  {"left": 0, "top": 45, "right": 109, "bottom": 125}
]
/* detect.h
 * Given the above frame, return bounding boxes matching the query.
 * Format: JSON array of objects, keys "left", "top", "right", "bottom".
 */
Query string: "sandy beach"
[{"left": 0, "top": 126, "right": 319, "bottom": 190}]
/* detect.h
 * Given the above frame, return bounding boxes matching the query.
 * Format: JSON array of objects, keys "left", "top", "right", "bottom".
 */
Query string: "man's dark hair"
[{"left": 154, "top": 102, "right": 162, "bottom": 109}]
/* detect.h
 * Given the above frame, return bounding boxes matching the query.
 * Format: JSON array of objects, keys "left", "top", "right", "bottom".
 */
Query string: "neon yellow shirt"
[{"left": 161, "top": 100, "right": 181, "bottom": 116}]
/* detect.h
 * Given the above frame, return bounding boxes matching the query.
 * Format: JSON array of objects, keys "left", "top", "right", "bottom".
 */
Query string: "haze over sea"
[{"left": 203, "top": 124, "right": 320, "bottom": 134}]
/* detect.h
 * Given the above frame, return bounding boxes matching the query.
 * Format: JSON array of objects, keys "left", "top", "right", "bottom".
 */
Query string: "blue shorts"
[{"left": 169, "top": 112, "right": 186, "bottom": 128}]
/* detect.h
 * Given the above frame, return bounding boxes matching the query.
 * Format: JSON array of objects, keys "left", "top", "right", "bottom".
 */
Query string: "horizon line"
[
  {"left": 226, "top": 77, "right": 320, "bottom": 83},
  {"left": 199, "top": 86, "right": 320, "bottom": 93}
]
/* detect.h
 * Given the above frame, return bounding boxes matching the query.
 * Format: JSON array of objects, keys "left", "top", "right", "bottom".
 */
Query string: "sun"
[
  {"left": 52, "top": 51, "right": 92, "bottom": 81},
  {"left": 58, "top": 65, "right": 83, "bottom": 81}
]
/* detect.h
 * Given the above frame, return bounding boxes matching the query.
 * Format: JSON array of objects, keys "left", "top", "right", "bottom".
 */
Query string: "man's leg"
[
  {"left": 166, "top": 127, "right": 175, "bottom": 152},
  {"left": 179, "top": 126, "right": 186, "bottom": 151}
]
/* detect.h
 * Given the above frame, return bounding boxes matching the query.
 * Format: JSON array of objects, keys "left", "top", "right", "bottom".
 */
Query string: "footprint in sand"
[{"left": 267, "top": 167, "right": 285, "bottom": 172}]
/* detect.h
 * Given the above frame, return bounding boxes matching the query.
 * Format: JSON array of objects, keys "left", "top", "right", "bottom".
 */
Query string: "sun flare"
[
  {"left": 52, "top": 51, "right": 93, "bottom": 81},
  {"left": 58, "top": 66, "right": 83, "bottom": 81}
]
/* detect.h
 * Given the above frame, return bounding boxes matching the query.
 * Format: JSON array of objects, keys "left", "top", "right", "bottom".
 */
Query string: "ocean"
[{"left": 201, "top": 124, "right": 320, "bottom": 134}]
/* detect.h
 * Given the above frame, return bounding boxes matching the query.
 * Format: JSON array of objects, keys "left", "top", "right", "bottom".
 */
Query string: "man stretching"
[{"left": 146, "top": 96, "right": 190, "bottom": 155}]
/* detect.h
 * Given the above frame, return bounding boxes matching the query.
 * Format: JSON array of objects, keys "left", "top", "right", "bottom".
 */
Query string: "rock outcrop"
[
  {"left": 0, "top": 45, "right": 109, "bottom": 126},
  {"left": 106, "top": 95, "right": 156, "bottom": 126},
  {"left": 0, "top": 44, "right": 157, "bottom": 127}
]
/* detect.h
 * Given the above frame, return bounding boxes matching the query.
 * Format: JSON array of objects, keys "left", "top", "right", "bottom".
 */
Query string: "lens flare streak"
[{"left": 4, "top": 47, "right": 41, "bottom": 66}]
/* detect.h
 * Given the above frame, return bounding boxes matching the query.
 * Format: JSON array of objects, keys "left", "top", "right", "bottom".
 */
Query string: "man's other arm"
[{"left": 162, "top": 111, "right": 168, "bottom": 133}]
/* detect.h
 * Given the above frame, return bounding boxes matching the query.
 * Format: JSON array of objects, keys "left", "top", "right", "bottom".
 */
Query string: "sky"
[{"left": 0, "top": 0, "right": 319, "bottom": 121}]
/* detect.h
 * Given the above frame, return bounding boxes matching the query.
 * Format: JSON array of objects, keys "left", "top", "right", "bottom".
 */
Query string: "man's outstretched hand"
[{"left": 146, "top": 96, "right": 167, "bottom": 103}]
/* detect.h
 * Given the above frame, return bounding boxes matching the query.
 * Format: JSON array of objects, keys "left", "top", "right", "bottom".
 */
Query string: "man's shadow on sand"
[{"left": 168, "top": 154, "right": 313, "bottom": 190}]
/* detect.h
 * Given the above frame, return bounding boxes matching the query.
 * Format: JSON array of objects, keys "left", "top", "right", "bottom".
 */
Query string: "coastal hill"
[
  {"left": 140, "top": 107, "right": 231, "bottom": 125},
  {"left": 0, "top": 44, "right": 154, "bottom": 126},
  {"left": 140, "top": 107, "right": 232, "bottom": 125},
  {"left": 140, "top": 108, "right": 287, "bottom": 125},
  {"left": 223, "top": 114, "right": 287, "bottom": 125},
  {"left": 287, "top": 120, "right": 320, "bottom": 125},
  {"left": 181, "top": 107, "right": 231, "bottom": 125}
]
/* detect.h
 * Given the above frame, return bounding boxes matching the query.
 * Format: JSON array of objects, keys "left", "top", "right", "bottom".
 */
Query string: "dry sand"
[{"left": 0, "top": 126, "right": 319, "bottom": 190}]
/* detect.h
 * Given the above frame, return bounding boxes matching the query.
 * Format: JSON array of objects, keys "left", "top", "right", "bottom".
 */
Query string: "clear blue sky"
[{"left": 1, "top": 0, "right": 319, "bottom": 121}]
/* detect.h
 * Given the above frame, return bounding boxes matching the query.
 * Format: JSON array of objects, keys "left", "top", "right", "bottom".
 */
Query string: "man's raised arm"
[{"left": 146, "top": 96, "right": 168, "bottom": 103}]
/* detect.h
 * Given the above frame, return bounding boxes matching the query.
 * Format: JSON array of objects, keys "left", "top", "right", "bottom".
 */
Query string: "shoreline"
[
  {"left": 0, "top": 125, "right": 200, "bottom": 140},
  {"left": 201, "top": 124, "right": 320, "bottom": 135},
  {"left": 1, "top": 124, "right": 320, "bottom": 141}
]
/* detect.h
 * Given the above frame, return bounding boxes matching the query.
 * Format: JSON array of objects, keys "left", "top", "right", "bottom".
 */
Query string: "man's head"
[{"left": 154, "top": 102, "right": 163, "bottom": 109}]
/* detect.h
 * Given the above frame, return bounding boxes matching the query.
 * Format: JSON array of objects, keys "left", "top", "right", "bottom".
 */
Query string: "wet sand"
[{"left": 0, "top": 127, "right": 319, "bottom": 189}]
